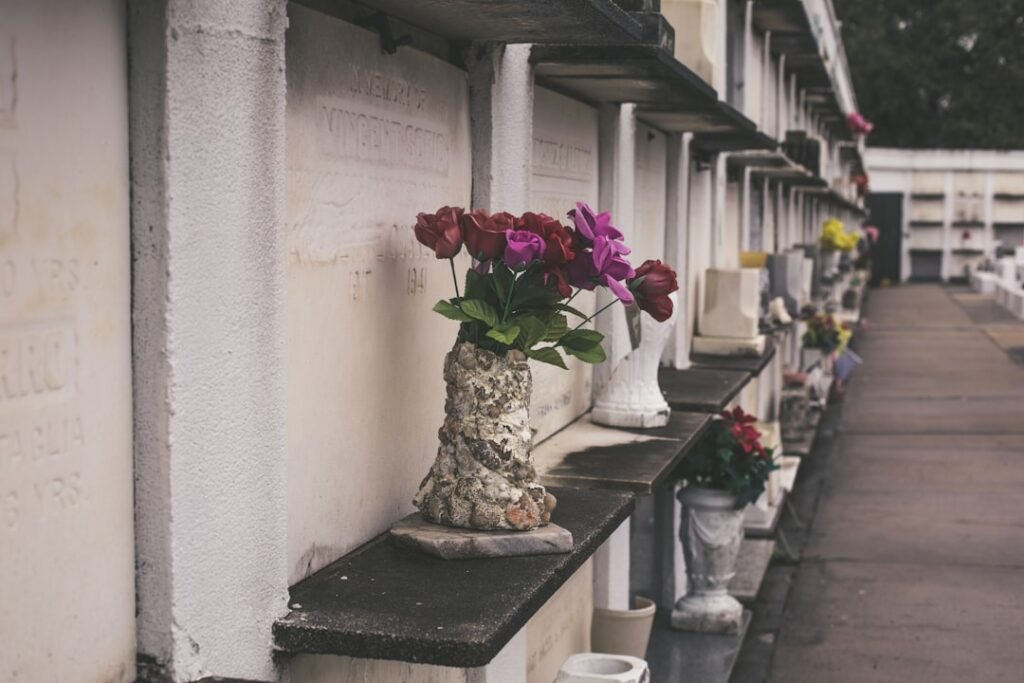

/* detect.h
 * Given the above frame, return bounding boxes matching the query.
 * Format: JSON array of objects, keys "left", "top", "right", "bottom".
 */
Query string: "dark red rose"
[
  {"left": 414, "top": 206, "right": 464, "bottom": 259},
  {"left": 463, "top": 210, "right": 512, "bottom": 260},
  {"left": 547, "top": 268, "right": 573, "bottom": 299},
  {"left": 517, "top": 212, "right": 577, "bottom": 268},
  {"left": 631, "top": 259, "right": 678, "bottom": 322}
]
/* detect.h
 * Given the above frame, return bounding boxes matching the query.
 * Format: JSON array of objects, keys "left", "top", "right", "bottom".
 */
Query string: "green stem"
[
  {"left": 569, "top": 298, "right": 620, "bottom": 333},
  {"left": 502, "top": 275, "right": 517, "bottom": 324},
  {"left": 449, "top": 258, "right": 462, "bottom": 301}
]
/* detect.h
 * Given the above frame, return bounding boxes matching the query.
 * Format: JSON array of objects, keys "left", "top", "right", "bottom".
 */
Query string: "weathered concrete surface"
[{"left": 770, "top": 285, "right": 1024, "bottom": 682}]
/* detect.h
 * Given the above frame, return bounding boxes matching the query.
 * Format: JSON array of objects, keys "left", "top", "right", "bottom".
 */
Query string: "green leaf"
[
  {"left": 542, "top": 313, "right": 569, "bottom": 342},
  {"left": 555, "top": 303, "right": 591, "bottom": 320},
  {"left": 492, "top": 263, "right": 515, "bottom": 306},
  {"left": 432, "top": 299, "right": 472, "bottom": 322},
  {"left": 563, "top": 343, "right": 607, "bottom": 364},
  {"left": 460, "top": 299, "right": 499, "bottom": 328},
  {"left": 511, "top": 284, "right": 561, "bottom": 310},
  {"left": 559, "top": 328, "right": 606, "bottom": 364},
  {"left": 516, "top": 316, "right": 548, "bottom": 349},
  {"left": 559, "top": 328, "right": 604, "bottom": 350},
  {"left": 486, "top": 323, "right": 521, "bottom": 345},
  {"left": 464, "top": 269, "right": 489, "bottom": 301},
  {"left": 526, "top": 346, "right": 568, "bottom": 369}
]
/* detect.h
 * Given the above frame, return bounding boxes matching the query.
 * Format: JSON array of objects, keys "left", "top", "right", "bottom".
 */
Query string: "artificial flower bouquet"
[
  {"left": 678, "top": 407, "right": 778, "bottom": 507},
  {"left": 819, "top": 218, "right": 860, "bottom": 252},
  {"left": 413, "top": 202, "right": 679, "bottom": 369},
  {"left": 802, "top": 313, "right": 852, "bottom": 355}
]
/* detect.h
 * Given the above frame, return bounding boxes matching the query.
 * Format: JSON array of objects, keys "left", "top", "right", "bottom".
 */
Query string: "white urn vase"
[
  {"left": 671, "top": 486, "right": 746, "bottom": 634},
  {"left": 592, "top": 292, "right": 678, "bottom": 429}
]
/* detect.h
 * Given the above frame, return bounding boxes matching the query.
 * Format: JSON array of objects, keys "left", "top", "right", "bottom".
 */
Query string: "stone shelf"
[
  {"left": 533, "top": 411, "right": 713, "bottom": 495},
  {"left": 728, "top": 149, "right": 827, "bottom": 186},
  {"left": 784, "top": 410, "right": 822, "bottom": 457},
  {"left": 659, "top": 367, "right": 751, "bottom": 413},
  {"left": 690, "top": 336, "right": 777, "bottom": 378},
  {"left": 296, "top": 0, "right": 644, "bottom": 45},
  {"left": 729, "top": 538, "right": 777, "bottom": 602},
  {"left": 273, "top": 487, "right": 635, "bottom": 667},
  {"left": 744, "top": 491, "right": 785, "bottom": 538},
  {"left": 646, "top": 610, "right": 751, "bottom": 683},
  {"left": 530, "top": 44, "right": 776, "bottom": 152}
]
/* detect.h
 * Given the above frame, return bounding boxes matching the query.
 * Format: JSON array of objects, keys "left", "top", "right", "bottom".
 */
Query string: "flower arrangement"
[
  {"left": 414, "top": 202, "right": 679, "bottom": 369},
  {"left": 846, "top": 112, "right": 874, "bottom": 135},
  {"left": 853, "top": 173, "right": 870, "bottom": 197},
  {"left": 802, "top": 313, "right": 852, "bottom": 354},
  {"left": 819, "top": 218, "right": 860, "bottom": 252},
  {"left": 678, "top": 407, "right": 778, "bottom": 507}
]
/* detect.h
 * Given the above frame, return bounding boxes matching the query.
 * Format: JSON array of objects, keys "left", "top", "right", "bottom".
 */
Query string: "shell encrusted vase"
[
  {"left": 671, "top": 486, "right": 746, "bottom": 634},
  {"left": 414, "top": 342, "right": 556, "bottom": 531}
]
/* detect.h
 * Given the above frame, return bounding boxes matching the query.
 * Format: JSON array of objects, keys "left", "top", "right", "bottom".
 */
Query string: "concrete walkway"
[{"left": 769, "top": 285, "right": 1024, "bottom": 682}]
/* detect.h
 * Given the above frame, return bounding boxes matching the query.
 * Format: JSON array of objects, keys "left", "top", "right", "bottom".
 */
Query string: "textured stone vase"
[
  {"left": 592, "top": 292, "right": 678, "bottom": 429},
  {"left": 671, "top": 486, "right": 745, "bottom": 634},
  {"left": 414, "top": 342, "right": 556, "bottom": 531}
]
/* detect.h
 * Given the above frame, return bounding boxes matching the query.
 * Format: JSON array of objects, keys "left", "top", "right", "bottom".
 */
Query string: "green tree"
[{"left": 835, "top": 0, "right": 1024, "bottom": 148}]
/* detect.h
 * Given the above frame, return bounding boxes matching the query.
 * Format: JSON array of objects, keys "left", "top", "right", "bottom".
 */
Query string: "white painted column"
[
  {"left": 594, "top": 103, "right": 637, "bottom": 396},
  {"left": 984, "top": 172, "right": 995, "bottom": 256},
  {"left": 665, "top": 133, "right": 693, "bottom": 369},
  {"left": 688, "top": 159, "right": 715, "bottom": 356},
  {"left": 469, "top": 44, "right": 534, "bottom": 214},
  {"left": 129, "top": 2, "right": 289, "bottom": 680},
  {"left": 943, "top": 171, "right": 954, "bottom": 281},
  {"left": 740, "top": 167, "right": 753, "bottom": 252},
  {"left": 712, "top": 153, "right": 728, "bottom": 267},
  {"left": 593, "top": 520, "right": 631, "bottom": 610}
]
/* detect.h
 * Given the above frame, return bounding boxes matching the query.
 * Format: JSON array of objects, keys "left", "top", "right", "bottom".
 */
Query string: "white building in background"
[
  {"left": 867, "top": 148, "right": 1024, "bottom": 282},
  {"left": 1, "top": 0, "right": 866, "bottom": 681}
]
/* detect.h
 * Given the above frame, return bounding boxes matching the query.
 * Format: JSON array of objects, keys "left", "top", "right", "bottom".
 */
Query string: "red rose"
[
  {"left": 547, "top": 268, "right": 573, "bottom": 299},
  {"left": 631, "top": 259, "right": 678, "bottom": 322},
  {"left": 463, "top": 210, "right": 512, "bottom": 260},
  {"left": 518, "top": 212, "right": 577, "bottom": 268},
  {"left": 414, "top": 206, "right": 464, "bottom": 259}
]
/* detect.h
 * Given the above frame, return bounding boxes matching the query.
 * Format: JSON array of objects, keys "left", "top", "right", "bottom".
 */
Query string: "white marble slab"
[
  {"left": 285, "top": 7, "right": 473, "bottom": 582},
  {"left": 529, "top": 87, "right": 600, "bottom": 442},
  {"left": 0, "top": 3, "right": 135, "bottom": 681}
]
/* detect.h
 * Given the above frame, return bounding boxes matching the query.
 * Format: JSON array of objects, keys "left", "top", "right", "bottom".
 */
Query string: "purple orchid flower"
[
  {"left": 504, "top": 230, "right": 546, "bottom": 270},
  {"left": 566, "top": 235, "right": 636, "bottom": 303},
  {"left": 569, "top": 202, "right": 630, "bottom": 255}
]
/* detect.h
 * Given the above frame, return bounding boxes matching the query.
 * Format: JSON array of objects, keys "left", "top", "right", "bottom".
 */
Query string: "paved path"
[{"left": 769, "top": 285, "right": 1024, "bottom": 682}]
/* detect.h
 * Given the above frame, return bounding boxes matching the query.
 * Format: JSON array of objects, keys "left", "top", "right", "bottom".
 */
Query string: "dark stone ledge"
[
  {"left": 297, "top": 0, "right": 643, "bottom": 46},
  {"left": 273, "top": 487, "right": 635, "bottom": 667},
  {"left": 534, "top": 411, "right": 713, "bottom": 494},
  {"left": 659, "top": 366, "right": 752, "bottom": 413},
  {"left": 690, "top": 336, "right": 777, "bottom": 377}
]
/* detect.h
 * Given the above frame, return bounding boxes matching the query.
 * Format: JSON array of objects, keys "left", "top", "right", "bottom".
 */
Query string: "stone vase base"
[
  {"left": 692, "top": 334, "right": 766, "bottom": 357},
  {"left": 670, "top": 593, "right": 744, "bottom": 634},
  {"left": 591, "top": 404, "right": 671, "bottom": 429},
  {"left": 390, "top": 514, "right": 573, "bottom": 560}
]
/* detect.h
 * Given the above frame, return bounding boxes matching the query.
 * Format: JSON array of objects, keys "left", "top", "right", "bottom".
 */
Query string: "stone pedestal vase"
[
  {"left": 671, "top": 486, "right": 745, "bottom": 634},
  {"left": 414, "top": 342, "right": 556, "bottom": 531},
  {"left": 592, "top": 293, "right": 678, "bottom": 429}
]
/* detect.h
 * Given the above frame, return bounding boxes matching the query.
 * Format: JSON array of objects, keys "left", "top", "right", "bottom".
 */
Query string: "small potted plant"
[
  {"left": 409, "top": 202, "right": 678, "bottom": 543},
  {"left": 671, "top": 407, "right": 777, "bottom": 633}
]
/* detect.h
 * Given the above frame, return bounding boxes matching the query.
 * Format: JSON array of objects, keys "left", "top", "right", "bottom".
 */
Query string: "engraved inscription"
[
  {"left": 532, "top": 138, "right": 594, "bottom": 181},
  {"left": 0, "top": 321, "right": 77, "bottom": 407},
  {"left": 317, "top": 96, "right": 450, "bottom": 172},
  {"left": 349, "top": 65, "right": 426, "bottom": 110},
  {"left": 0, "top": 33, "right": 15, "bottom": 127},
  {"left": 0, "top": 151, "right": 15, "bottom": 236}
]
